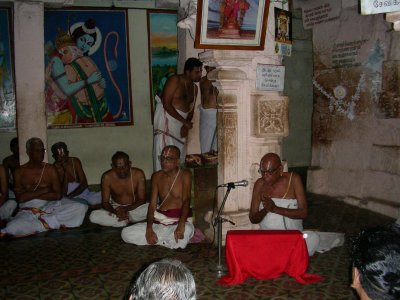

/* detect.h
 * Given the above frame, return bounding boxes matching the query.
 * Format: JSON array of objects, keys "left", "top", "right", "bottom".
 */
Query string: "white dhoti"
[
  {"left": 153, "top": 95, "right": 188, "bottom": 171},
  {"left": 199, "top": 105, "right": 217, "bottom": 153},
  {"left": 0, "top": 199, "right": 18, "bottom": 220},
  {"left": 259, "top": 198, "right": 344, "bottom": 256},
  {"left": 89, "top": 202, "right": 148, "bottom": 227},
  {"left": 67, "top": 182, "right": 101, "bottom": 205},
  {"left": 121, "top": 221, "right": 194, "bottom": 249},
  {"left": 1, "top": 198, "right": 88, "bottom": 237}
]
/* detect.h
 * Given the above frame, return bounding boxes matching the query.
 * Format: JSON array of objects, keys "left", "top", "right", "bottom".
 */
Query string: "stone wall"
[{"left": 306, "top": 3, "right": 400, "bottom": 219}]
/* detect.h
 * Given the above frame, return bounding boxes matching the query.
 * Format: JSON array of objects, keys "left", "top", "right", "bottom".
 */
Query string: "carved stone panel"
[
  {"left": 219, "top": 111, "right": 238, "bottom": 182},
  {"left": 251, "top": 95, "right": 288, "bottom": 137}
]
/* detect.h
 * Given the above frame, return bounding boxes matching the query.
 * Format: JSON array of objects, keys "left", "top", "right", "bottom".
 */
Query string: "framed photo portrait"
[
  {"left": 0, "top": 8, "right": 16, "bottom": 131},
  {"left": 147, "top": 9, "right": 178, "bottom": 122},
  {"left": 195, "top": 0, "right": 270, "bottom": 50},
  {"left": 44, "top": 8, "right": 133, "bottom": 128}
]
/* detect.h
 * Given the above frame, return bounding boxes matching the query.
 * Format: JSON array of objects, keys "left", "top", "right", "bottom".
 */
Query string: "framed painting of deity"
[
  {"left": 195, "top": 0, "right": 270, "bottom": 50},
  {"left": 44, "top": 8, "right": 133, "bottom": 128},
  {"left": 147, "top": 9, "right": 178, "bottom": 123},
  {"left": 0, "top": 8, "right": 16, "bottom": 131}
]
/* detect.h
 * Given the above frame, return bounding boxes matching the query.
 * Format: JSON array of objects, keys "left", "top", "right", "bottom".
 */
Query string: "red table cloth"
[{"left": 218, "top": 230, "right": 322, "bottom": 285}]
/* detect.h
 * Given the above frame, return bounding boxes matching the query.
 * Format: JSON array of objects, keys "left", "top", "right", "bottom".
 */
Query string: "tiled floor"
[{"left": 0, "top": 193, "right": 395, "bottom": 300}]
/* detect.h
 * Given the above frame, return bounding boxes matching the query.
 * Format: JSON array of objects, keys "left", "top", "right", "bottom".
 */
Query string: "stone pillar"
[
  {"left": 14, "top": 1, "right": 47, "bottom": 163},
  {"left": 200, "top": 51, "right": 289, "bottom": 243}
]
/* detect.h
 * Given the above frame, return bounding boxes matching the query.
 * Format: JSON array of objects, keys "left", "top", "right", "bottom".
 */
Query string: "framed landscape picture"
[
  {"left": 44, "top": 8, "right": 133, "bottom": 128},
  {"left": 147, "top": 9, "right": 178, "bottom": 122},
  {"left": 195, "top": 0, "right": 270, "bottom": 50}
]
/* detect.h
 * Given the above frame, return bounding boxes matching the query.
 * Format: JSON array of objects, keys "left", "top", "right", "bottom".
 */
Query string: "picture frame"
[
  {"left": 195, "top": 0, "right": 270, "bottom": 50},
  {"left": 146, "top": 9, "right": 178, "bottom": 123},
  {"left": 44, "top": 8, "right": 133, "bottom": 129},
  {"left": 0, "top": 7, "right": 16, "bottom": 131}
]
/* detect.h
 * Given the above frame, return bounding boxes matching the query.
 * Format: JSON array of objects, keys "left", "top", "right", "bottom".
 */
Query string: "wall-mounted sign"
[
  {"left": 302, "top": 0, "right": 341, "bottom": 30},
  {"left": 361, "top": 0, "right": 400, "bottom": 15},
  {"left": 256, "top": 64, "right": 285, "bottom": 91}
]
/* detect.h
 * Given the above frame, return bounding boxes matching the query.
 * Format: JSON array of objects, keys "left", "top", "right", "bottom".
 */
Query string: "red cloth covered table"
[{"left": 218, "top": 230, "right": 322, "bottom": 285}]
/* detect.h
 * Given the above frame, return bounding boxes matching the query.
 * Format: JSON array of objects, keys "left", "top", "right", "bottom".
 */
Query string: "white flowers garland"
[{"left": 312, "top": 72, "right": 366, "bottom": 120}]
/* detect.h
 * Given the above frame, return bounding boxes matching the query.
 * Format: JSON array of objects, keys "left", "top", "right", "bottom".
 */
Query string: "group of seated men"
[
  {"left": 1, "top": 136, "right": 343, "bottom": 254},
  {"left": 0, "top": 137, "right": 194, "bottom": 249}
]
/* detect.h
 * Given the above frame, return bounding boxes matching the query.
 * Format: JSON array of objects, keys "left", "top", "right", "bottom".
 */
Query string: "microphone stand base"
[{"left": 209, "top": 263, "right": 228, "bottom": 277}]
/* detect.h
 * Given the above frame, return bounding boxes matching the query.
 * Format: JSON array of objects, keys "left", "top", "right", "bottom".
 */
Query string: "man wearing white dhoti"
[
  {"left": 51, "top": 142, "right": 101, "bottom": 206},
  {"left": 122, "top": 146, "right": 194, "bottom": 249},
  {"left": 199, "top": 66, "right": 218, "bottom": 153},
  {"left": 250, "top": 153, "right": 344, "bottom": 256},
  {"left": 1, "top": 138, "right": 87, "bottom": 237},
  {"left": 153, "top": 58, "right": 203, "bottom": 171},
  {"left": 89, "top": 151, "right": 147, "bottom": 227}
]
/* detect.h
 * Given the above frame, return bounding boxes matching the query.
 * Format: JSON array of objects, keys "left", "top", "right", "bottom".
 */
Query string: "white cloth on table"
[
  {"left": 153, "top": 95, "right": 188, "bottom": 171},
  {"left": 1, "top": 198, "right": 88, "bottom": 237},
  {"left": 0, "top": 199, "right": 17, "bottom": 220},
  {"left": 259, "top": 198, "right": 344, "bottom": 256},
  {"left": 67, "top": 182, "right": 101, "bottom": 205},
  {"left": 199, "top": 105, "right": 217, "bottom": 153},
  {"left": 121, "top": 218, "right": 194, "bottom": 249},
  {"left": 89, "top": 202, "right": 148, "bottom": 227}
]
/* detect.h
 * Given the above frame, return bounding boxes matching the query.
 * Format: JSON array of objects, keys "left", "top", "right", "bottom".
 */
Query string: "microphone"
[{"left": 218, "top": 179, "right": 248, "bottom": 188}]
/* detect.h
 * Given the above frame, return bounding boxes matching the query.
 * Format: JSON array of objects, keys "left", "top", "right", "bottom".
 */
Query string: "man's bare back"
[{"left": 200, "top": 66, "right": 218, "bottom": 109}]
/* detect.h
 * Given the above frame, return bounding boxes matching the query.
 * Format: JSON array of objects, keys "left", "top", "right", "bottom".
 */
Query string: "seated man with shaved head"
[
  {"left": 1, "top": 137, "right": 88, "bottom": 237},
  {"left": 250, "top": 153, "right": 323, "bottom": 256}
]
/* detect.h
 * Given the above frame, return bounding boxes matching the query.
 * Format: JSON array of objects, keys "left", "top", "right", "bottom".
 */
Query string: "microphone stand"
[{"left": 210, "top": 182, "right": 235, "bottom": 277}]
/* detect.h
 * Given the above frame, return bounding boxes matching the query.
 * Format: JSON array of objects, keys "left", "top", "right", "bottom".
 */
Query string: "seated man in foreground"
[
  {"left": 89, "top": 151, "right": 147, "bottom": 227},
  {"left": 249, "top": 153, "right": 343, "bottom": 256},
  {"left": 121, "top": 145, "right": 194, "bottom": 249},
  {"left": 51, "top": 142, "right": 101, "bottom": 207},
  {"left": 1, "top": 137, "right": 88, "bottom": 237}
]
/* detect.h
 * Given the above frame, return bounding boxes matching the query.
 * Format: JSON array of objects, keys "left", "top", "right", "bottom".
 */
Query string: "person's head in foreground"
[
  {"left": 350, "top": 223, "right": 400, "bottom": 300},
  {"left": 129, "top": 258, "right": 196, "bottom": 300}
]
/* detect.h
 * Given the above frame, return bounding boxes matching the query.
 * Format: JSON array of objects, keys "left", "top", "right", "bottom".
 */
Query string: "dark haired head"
[
  {"left": 51, "top": 142, "right": 68, "bottom": 156},
  {"left": 71, "top": 18, "right": 97, "bottom": 53},
  {"left": 112, "top": 151, "right": 130, "bottom": 163},
  {"left": 184, "top": 57, "right": 202, "bottom": 73},
  {"left": 10, "top": 137, "right": 18, "bottom": 153},
  {"left": 351, "top": 224, "right": 400, "bottom": 300}
]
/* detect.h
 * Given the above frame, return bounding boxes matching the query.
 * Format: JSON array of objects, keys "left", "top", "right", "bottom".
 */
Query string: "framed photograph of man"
[
  {"left": 44, "top": 8, "right": 133, "bottom": 128},
  {"left": 195, "top": 0, "right": 270, "bottom": 50},
  {"left": 0, "top": 8, "right": 16, "bottom": 131}
]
